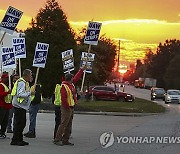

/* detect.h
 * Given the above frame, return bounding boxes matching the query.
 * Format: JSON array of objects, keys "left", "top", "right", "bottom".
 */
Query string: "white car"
[{"left": 165, "top": 89, "right": 180, "bottom": 104}]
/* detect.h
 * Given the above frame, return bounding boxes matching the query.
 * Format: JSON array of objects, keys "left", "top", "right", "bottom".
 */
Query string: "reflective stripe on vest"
[
  {"left": 62, "top": 83, "right": 75, "bottom": 107},
  {"left": 54, "top": 84, "right": 61, "bottom": 106},
  {"left": 0, "top": 83, "right": 12, "bottom": 103},
  {"left": 11, "top": 77, "right": 30, "bottom": 103}
]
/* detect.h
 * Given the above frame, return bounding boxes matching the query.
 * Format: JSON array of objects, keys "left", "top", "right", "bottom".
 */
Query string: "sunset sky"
[{"left": 0, "top": 0, "right": 180, "bottom": 68}]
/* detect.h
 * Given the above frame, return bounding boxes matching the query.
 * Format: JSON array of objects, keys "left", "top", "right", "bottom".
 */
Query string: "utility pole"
[{"left": 117, "top": 40, "right": 120, "bottom": 72}]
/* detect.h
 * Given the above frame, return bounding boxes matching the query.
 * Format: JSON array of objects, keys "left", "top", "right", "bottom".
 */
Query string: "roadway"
[
  {"left": 92, "top": 84, "right": 180, "bottom": 154},
  {"left": 1, "top": 85, "right": 180, "bottom": 154}
]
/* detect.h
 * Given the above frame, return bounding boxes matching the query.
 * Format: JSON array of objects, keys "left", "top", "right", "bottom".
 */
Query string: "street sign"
[
  {"left": 84, "top": 21, "right": 102, "bottom": 45},
  {"left": 61, "top": 49, "right": 74, "bottom": 73},
  {"left": 0, "top": 6, "right": 23, "bottom": 34},
  {"left": 33, "top": 42, "right": 49, "bottom": 68},
  {"left": 12, "top": 38, "right": 26, "bottom": 58},
  {"left": 1, "top": 47, "right": 16, "bottom": 69}
]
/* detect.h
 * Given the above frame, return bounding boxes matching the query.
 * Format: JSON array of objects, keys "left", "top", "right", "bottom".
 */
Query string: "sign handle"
[
  {"left": 0, "top": 32, "right": 6, "bottom": 45},
  {"left": 34, "top": 67, "right": 40, "bottom": 89},
  {"left": 8, "top": 70, "right": 11, "bottom": 89},
  {"left": 0, "top": 32, "right": 6, "bottom": 75},
  {"left": 18, "top": 58, "right": 22, "bottom": 77},
  {"left": 80, "top": 45, "right": 91, "bottom": 92}
]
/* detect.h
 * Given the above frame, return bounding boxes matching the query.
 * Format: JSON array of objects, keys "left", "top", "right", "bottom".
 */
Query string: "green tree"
[
  {"left": 144, "top": 49, "right": 154, "bottom": 65},
  {"left": 135, "top": 59, "right": 142, "bottom": 70},
  {"left": 92, "top": 36, "right": 116, "bottom": 84},
  {"left": 76, "top": 32, "right": 117, "bottom": 85},
  {"left": 146, "top": 39, "right": 180, "bottom": 87},
  {"left": 164, "top": 55, "right": 180, "bottom": 89},
  {"left": 22, "top": 0, "right": 76, "bottom": 97}
]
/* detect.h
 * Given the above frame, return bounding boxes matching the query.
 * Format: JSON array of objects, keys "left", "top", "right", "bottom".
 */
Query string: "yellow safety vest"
[
  {"left": 31, "top": 85, "right": 43, "bottom": 102},
  {"left": 0, "top": 83, "right": 12, "bottom": 103},
  {"left": 54, "top": 84, "right": 61, "bottom": 106},
  {"left": 11, "top": 77, "right": 30, "bottom": 103},
  {"left": 62, "top": 83, "right": 75, "bottom": 107}
]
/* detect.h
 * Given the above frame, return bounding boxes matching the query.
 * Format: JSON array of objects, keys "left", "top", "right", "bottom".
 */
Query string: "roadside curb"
[
  {"left": 38, "top": 110, "right": 160, "bottom": 117},
  {"left": 74, "top": 111, "right": 159, "bottom": 116}
]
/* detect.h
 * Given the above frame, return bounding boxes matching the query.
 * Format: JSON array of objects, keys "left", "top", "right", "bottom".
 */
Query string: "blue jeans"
[
  {"left": 28, "top": 104, "right": 40, "bottom": 133},
  {"left": 7, "top": 107, "right": 15, "bottom": 131}
]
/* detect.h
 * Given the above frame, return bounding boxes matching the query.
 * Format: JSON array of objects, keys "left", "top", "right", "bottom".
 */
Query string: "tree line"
[
  {"left": 20, "top": 0, "right": 117, "bottom": 97},
  {"left": 126, "top": 39, "right": 180, "bottom": 89}
]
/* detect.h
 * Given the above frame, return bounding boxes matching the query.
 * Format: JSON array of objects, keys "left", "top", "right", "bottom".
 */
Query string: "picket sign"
[
  {"left": 80, "top": 45, "right": 91, "bottom": 92},
  {"left": 0, "top": 6, "right": 23, "bottom": 79},
  {"left": 32, "top": 42, "right": 49, "bottom": 89},
  {"left": 1, "top": 47, "right": 16, "bottom": 89},
  {"left": 80, "top": 52, "right": 95, "bottom": 74},
  {"left": 80, "top": 21, "right": 102, "bottom": 92},
  {"left": 12, "top": 37, "right": 26, "bottom": 77},
  {"left": 61, "top": 49, "right": 74, "bottom": 74},
  {"left": 0, "top": 6, "right": 23, "bottom": 34},
  {"left": 0, "top": 6, "right": 23, "bottom": 47}
]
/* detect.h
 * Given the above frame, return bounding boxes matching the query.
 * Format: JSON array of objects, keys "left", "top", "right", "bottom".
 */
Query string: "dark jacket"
[{"left": 31, "top": 84, "right": 42, "bottom": 105}]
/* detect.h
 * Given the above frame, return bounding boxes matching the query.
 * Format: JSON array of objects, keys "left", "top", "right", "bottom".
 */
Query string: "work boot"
[
  {"left": 10, "top": 141, "right": 25, "bottom": 146},
  {"left": 0, "top": 134, "right": 6, "bottom": 139},
  {"left": 62, "top": 141, "right": 74, "bottom": 146},
  {"left": 24, "top": 132, "right": 36, "bottom": 138},
  {"left": 21, "top": 141, "right": 29, "bottom": 145},
  {"left": 54, "top": 141, "right": 64, "bottom": 146}
]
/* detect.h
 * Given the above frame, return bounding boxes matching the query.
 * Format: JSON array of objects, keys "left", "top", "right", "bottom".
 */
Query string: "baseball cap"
[
  {"left": 1, "top": 73, "right": 8, "bottom": 79},
  {"left": 65, "top": 73, "right": 74, "bottom": 81}
]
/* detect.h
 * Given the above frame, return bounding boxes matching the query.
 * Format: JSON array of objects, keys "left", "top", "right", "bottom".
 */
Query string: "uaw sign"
[
  {"left": 33, "top": 42, "right": 49, "bottom": 68},
  {"left": 84, "top": 21, "right": 102, "bottom": 45},
  {"left": 61, "top": 49, "right": 74, "bottom": 73},
  {"left": 1, "top": 47, "right": 16, "bottom": 69},
  {"left": 80, "top": 52, "right": 95, "bottom": 73},
  {"left": 12, "top": 38, "right": 26, "bottom": 58},
  {"left": 0, "top": 6, "right": 23, "bottom": 34}
]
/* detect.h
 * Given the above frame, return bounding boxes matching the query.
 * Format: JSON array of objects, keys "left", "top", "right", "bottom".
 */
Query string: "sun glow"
[{"left": 119, "top": 64, "right": 128, "bottom": 74}]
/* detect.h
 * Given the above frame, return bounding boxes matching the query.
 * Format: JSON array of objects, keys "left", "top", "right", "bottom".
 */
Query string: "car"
[
  {"left": 85, "top": 85, "right": 134, "bottom": 102},
  {"left": 151, "top": 88, "right": 165, "bottom": 101},
  {"left": 124, "top": 81, "right": 130, "bottom": 85},
  {"left": 164, "top": 89, "right": 180, "bottom": 104}
]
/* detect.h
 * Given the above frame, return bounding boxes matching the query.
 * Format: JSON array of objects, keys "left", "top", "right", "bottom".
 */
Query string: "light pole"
[{"left": 117, "top": 40, "right": 120, "bottom": 73}]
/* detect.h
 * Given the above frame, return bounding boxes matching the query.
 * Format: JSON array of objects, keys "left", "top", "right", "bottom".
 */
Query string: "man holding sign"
[
  {"left": 54, "top": 65, "right": 87, "bottom": 146},
  {"left": 10, "top": 69, "right": 35, "bottom": 146}
]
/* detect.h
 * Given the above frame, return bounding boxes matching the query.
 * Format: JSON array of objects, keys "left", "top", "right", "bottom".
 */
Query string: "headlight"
[
  {"left": 167, "top": 96, "right": 171, "bottom": 99},
  {"left": 153, "top": 93, "right": 156, "bottom": 96},
  {"left": 127, "top": 94, "right": 131, "bottom": 97}
]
